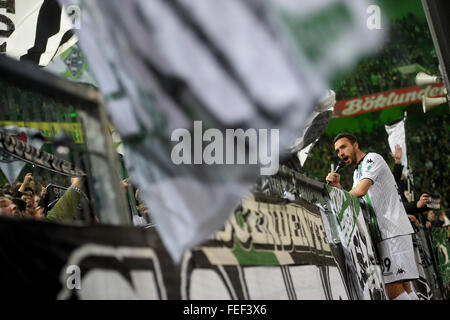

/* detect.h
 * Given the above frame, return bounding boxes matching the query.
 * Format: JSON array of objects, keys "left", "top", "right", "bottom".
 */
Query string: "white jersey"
[{"left": 353, "top": 152, "right": 413, "bottom": 240}]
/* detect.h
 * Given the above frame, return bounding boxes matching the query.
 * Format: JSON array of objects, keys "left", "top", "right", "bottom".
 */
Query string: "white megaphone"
[
  {"left": 422, "top": 96, "right": 448, "bottom": 113},
  {"left": 416, "top": 72, "right": 441, "bottom": 88}
]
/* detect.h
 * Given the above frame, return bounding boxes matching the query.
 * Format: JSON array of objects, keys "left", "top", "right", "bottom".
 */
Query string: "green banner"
[
  {"left": 203, "top": 195, "right": 335, "bottom": 267},
  {"left": 431, "top": 227, "right": 450, "bottom": 297}
]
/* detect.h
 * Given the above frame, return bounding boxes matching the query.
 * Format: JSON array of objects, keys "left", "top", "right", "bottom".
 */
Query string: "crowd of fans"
[
  {"left": 0, "top": 172, "right": 87, "bottom": 221},
  {"left": 0, "top": 162, "right": 151, "bottom": 229},
  {"left": 0, "top": 173, "right": 44, "bottom": 220},
  {"left": 408, "top": 113, "right": 450, "bottom": 208},
  {"left": 332, "top": 13, "right": 439, "bottom": 100}
]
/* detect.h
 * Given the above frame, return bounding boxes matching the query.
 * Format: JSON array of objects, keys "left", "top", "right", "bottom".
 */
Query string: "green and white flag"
[
  {"left": 327, "top": 186, "right": 386, "bottom": 299},
  {"left": 44, "top": 43, "right": 97, "bottom": 86}
]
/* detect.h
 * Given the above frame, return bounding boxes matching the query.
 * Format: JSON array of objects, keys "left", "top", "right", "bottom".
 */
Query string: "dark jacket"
[{"left": 393, "top": 163, "right": 428, "bottom": 217}]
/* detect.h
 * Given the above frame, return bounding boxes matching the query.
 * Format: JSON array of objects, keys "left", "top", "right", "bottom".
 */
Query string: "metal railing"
[{"left": 0, "top": 54, "right": 131, "bottom": 226}]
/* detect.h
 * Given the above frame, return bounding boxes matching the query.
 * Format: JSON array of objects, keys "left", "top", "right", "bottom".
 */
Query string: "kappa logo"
[
  {"left": 397, "top": 268, "right": 405, "bottom": 275},
  {"left": 367, "top": 159, "right": 373, "bottom": 164}
]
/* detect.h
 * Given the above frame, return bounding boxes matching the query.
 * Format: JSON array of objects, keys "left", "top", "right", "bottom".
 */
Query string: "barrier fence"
[
  {"left": 0, "top": 55, "right": 131, "bottom": 225},
  {"left": 256, "top": 165, "right": 449, "bottom": 300}
]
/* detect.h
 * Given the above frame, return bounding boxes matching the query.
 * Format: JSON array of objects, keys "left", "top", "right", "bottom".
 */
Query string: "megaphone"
[
  {"left": 416, "top": 72, "right": 441, "bottom": 88},
  {"left": 422, "top": 96, "right": 448, "bottom": 113}
]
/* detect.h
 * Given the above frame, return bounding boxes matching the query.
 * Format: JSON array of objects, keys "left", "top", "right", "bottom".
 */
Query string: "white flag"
[
  {"left": 297, "top": 140, "right": 317, "bottom": 167},
  {"left": 385, "top": 116, "right": 409, "bottom": 177}
]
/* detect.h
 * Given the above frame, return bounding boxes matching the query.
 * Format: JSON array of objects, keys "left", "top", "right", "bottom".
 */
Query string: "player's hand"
[
  {"left": 389, "top": 144, "right": 402, "bottom": 164},
  {"left": 326, "top": 171, "right": 341, "bottom": 188}
]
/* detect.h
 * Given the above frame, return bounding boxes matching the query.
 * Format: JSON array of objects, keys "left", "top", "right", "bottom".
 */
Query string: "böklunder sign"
[{"left": 335, "top": 83, "right": 446, "bottom": 117}]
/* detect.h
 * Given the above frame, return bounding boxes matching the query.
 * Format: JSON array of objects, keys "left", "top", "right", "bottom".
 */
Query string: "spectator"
[
  {"left": 2, "top": 184, "right": 13, "bottom": 196},
  {"left": 33, "top": 205, "right": 46, "bottom": 220},
  {"left": 33, "top": 194, "right": 41, "bottom": 208},
  {"left": 0, "top": 196, "right": 18, "bottom": 218},
  {"left": 437, "top": 210, "right": 450, "bottom": 228},
  {"left": 16, "top": 173, "right": 35, "bottom": 198},
  {"left": 122, "top": 177, "right": 150, "bottom": 226},
  {"left": 45, "top": 176, "right": 87, "bottom": 222},
  {"left": 11, "top": 197, "right": 28, "bottom": 218},
  {"left": 424, "top": 210, "right": 439, "bottom": 229},
  {"left": 20, "top": 189, "right": 35, "bottom": 218},
  {"left": 388, "top": 143, "right": 431, "bottom": 229}
]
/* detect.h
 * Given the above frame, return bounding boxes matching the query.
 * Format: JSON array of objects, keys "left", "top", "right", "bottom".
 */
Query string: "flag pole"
[{"left": 404, "top": 110, "right": 414, "bottom": 200}]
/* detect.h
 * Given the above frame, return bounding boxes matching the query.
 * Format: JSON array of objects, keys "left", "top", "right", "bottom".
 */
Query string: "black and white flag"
[
  {"left": 58, "top": 0, "right": 385, "bottom": 262},
  {"left": 290, "top": 89, "right": 336, "bottom": 168},
  {"left": 0, "top": 126, "right": 45, "bottom": 184},
  {"left": 0, "top": 0, "right": 77, "bottom": 66}
]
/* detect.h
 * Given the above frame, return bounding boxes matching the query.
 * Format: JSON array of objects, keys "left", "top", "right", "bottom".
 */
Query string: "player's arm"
[
  {"left": 349, "top": 178, "right": 373, "bottom": 198},
  {"left": 325, "top": 172, "right": 342, "bottom": 189}
]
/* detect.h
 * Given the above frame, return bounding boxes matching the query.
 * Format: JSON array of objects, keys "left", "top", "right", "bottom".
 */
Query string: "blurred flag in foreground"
[
  {"left": 44, "top": 43, "right": 97, "bottom": 86},
  {"left": 0, "top": 0, "right": 77, "bottom": 66},
  {"left": 57, "top": 0, "right": 385, "bottom": 262}
]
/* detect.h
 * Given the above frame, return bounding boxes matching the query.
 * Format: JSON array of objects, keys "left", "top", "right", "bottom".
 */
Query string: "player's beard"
[
  {"left": 351, "top": 149, "right": 357, "bottom": 164},
  {"left": 347, "top": 147, "right": 357, "bottom": 167},
  {"left": 341, "top": 145, "right": 357, "bottom": 166}
]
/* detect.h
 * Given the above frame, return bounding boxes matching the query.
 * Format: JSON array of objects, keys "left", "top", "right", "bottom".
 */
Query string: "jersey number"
[{"left": 381, "top": 258, "right": 391, "bottom": 273}]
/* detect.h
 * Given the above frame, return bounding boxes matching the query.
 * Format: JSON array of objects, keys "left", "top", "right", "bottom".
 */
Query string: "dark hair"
[
  {"left": 24, "top": 187, "right": 35, "bottom": 195},
  {"left": 333, "top": 132, "right": 358, "bottom": 144},
  {"left": 12, "top": 198, "right": 26, "bottom": 212}
]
